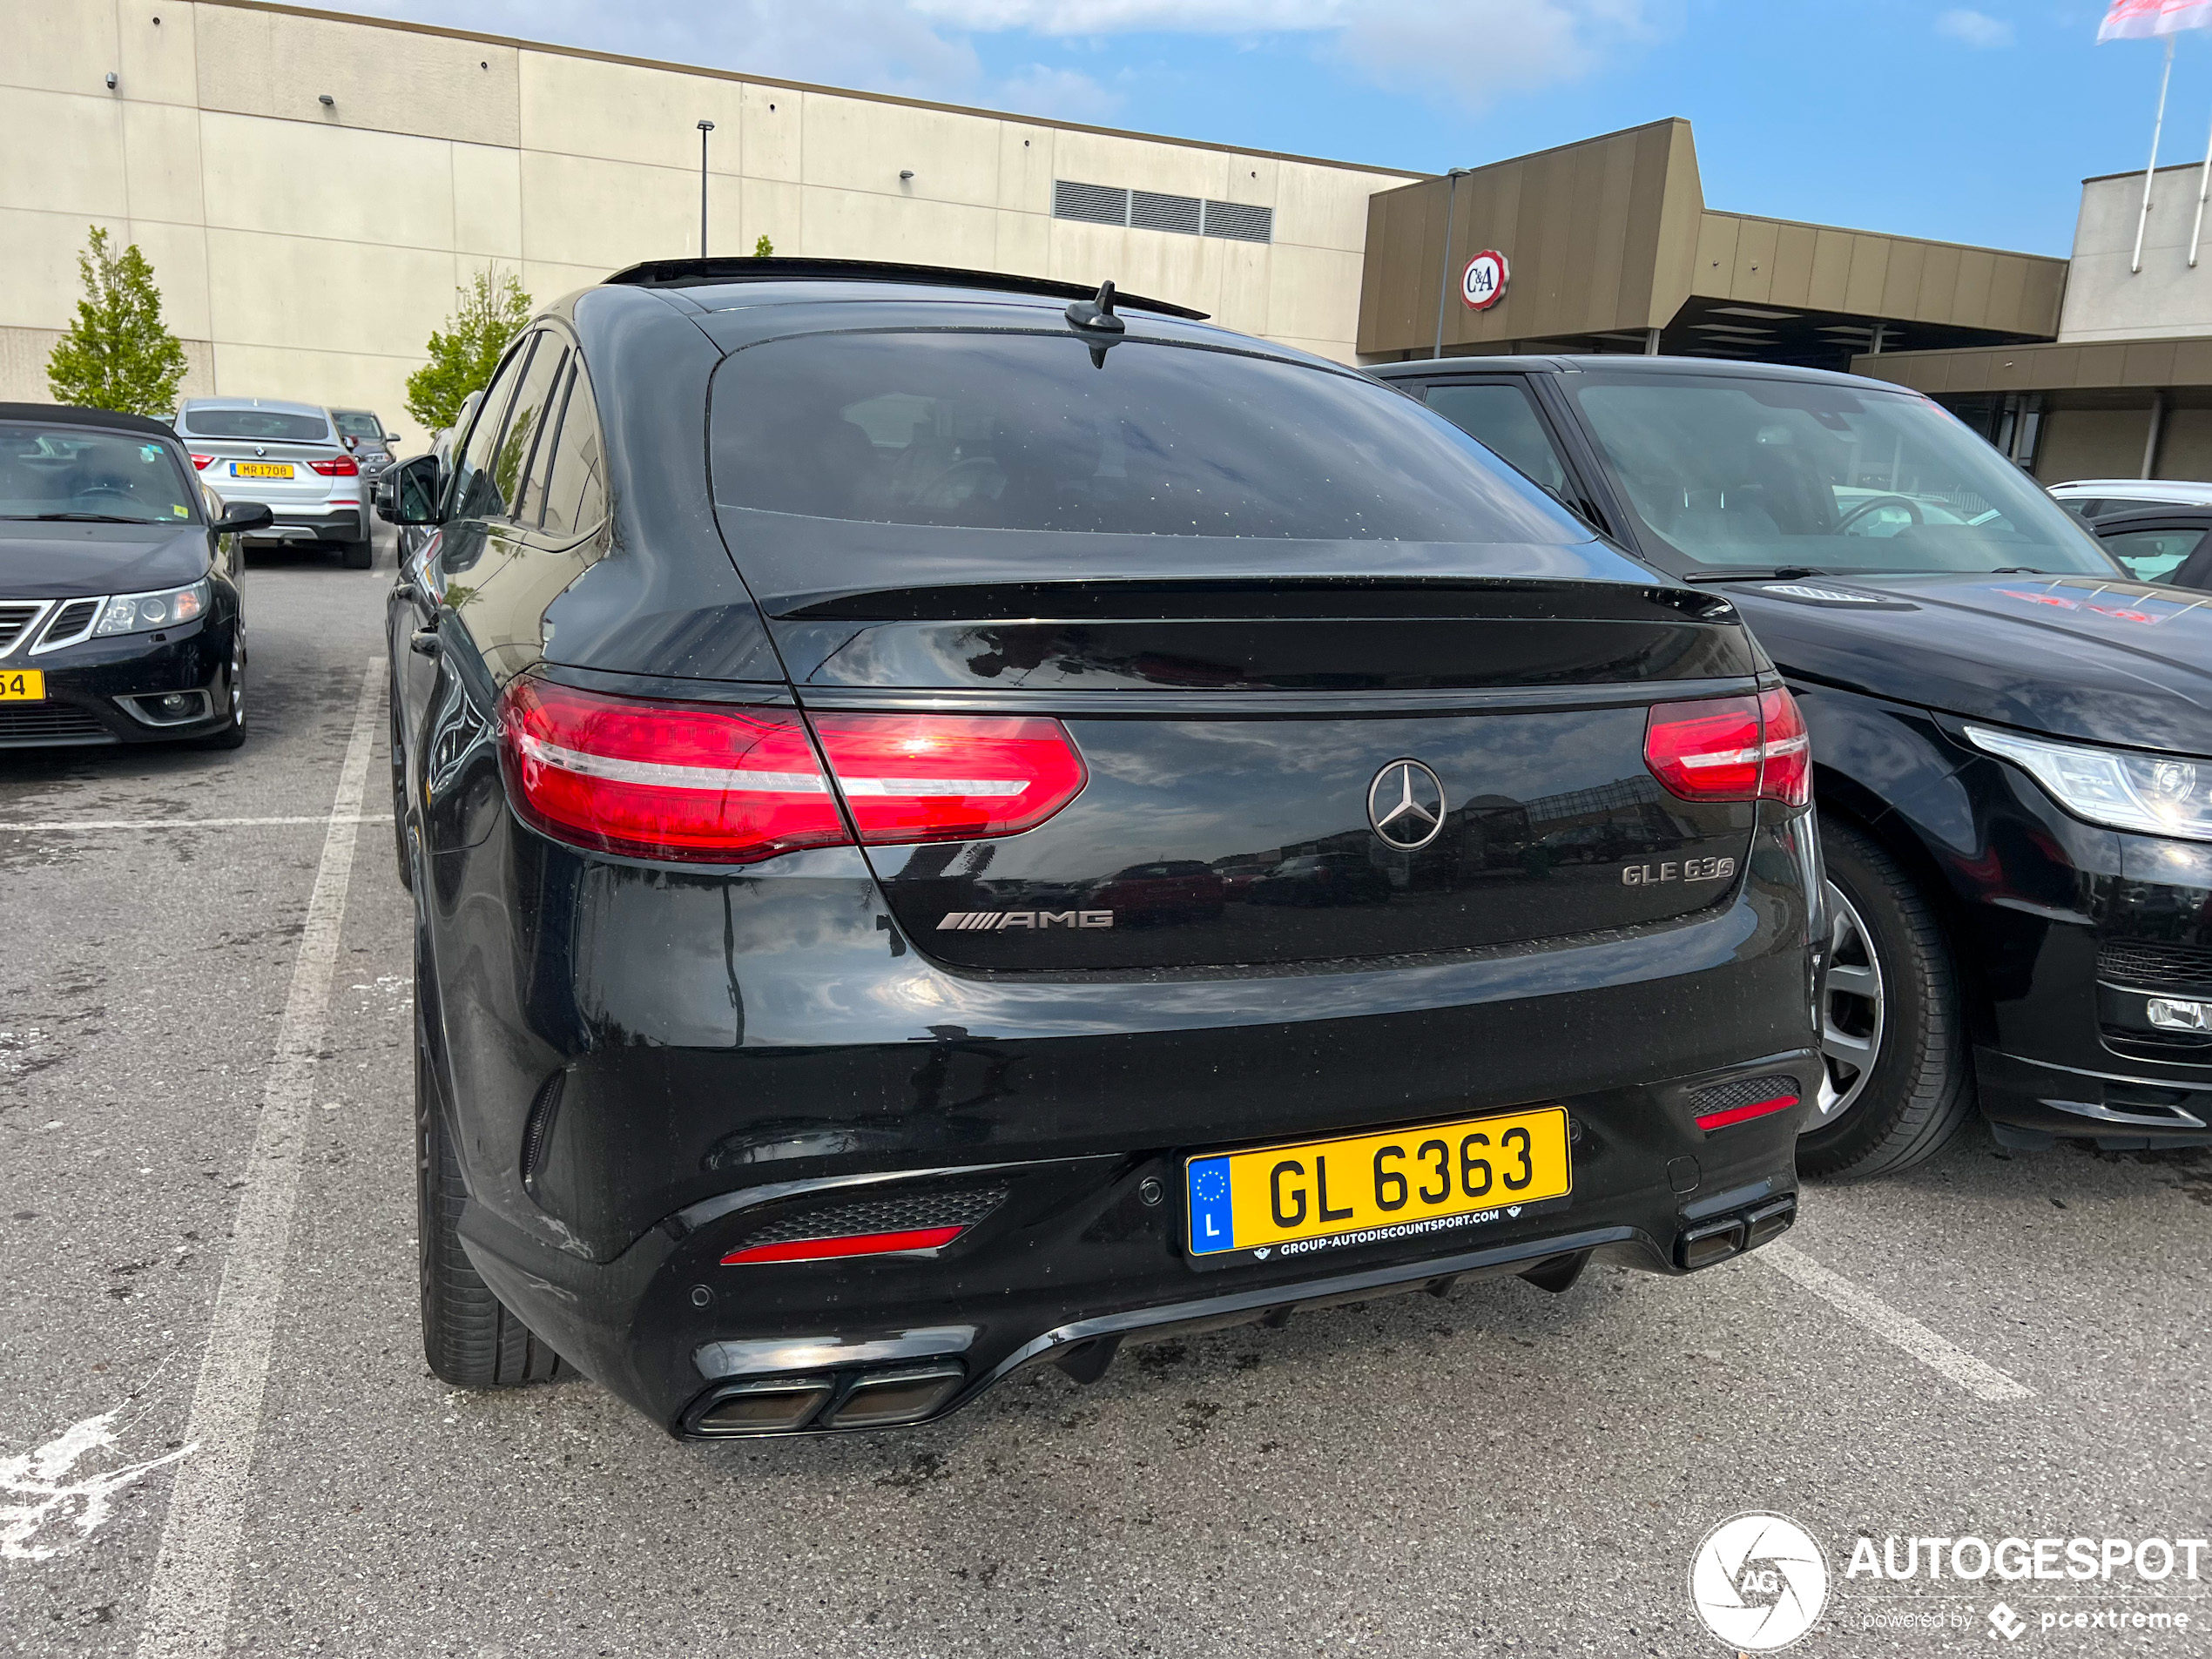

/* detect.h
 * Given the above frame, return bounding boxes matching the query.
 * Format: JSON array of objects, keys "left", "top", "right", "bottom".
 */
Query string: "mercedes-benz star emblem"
[{"left": 1367, "top": 759, "right": 1447, "bottom": 851}]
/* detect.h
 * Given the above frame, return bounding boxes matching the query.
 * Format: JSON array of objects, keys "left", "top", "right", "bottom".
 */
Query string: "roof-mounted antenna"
[{"left": 1064, "top": 279, "right": 1125, "bottom": 366}]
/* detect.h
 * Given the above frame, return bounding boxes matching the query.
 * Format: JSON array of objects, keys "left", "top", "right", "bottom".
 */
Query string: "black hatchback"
[{"left": 378, "top": 260, "right": 1818, "bottom": 1438}]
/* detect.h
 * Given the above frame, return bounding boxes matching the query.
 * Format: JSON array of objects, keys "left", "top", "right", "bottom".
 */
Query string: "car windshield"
[
  {"left": 332, "top": 412, "right": 383, "bottom": 442},
  {"left": 0, "top": 422, "right": 198, "bottom": 524},
  {"left": 1569, "top": 375, "right": 2120, "bottom": 578},
  {"left": 181, "top": 407, "right": 330, "bottom": 442},
  {"left": 711, "top": 330, "right": 1582, "bottom": 543}
]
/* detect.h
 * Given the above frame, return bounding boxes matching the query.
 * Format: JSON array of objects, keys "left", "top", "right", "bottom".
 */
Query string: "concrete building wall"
[
  {"left": 2035, "top": 406, "right": 2155, "bottom": 484},
  {"left": 2060, "top": 164, "right": 2212, "bottom": 343},
  {"left": 0, "top": 0, "right": 1411, "bottom": 448}
]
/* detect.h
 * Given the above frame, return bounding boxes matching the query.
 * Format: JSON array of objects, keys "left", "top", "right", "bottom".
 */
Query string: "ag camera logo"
[{"left": 1689, "top": 1512, "right": 1831, "bottom": 1651}]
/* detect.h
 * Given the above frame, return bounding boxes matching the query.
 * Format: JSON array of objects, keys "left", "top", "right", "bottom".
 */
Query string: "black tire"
[
  {"left": 193, "top": 633, "right": 247, "bottom": 750},
  {"left": 416, "top": 995, "right": 568, "bottom": 1387},
  {"left": 1797, "top": 815, "right": 1978, "bottom": 1181},
  {"left": 341, "top": 536, "right": 374, "bottom": 570}
]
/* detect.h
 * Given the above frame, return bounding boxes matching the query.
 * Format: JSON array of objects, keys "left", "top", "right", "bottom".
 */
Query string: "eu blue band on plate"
[{"left": 1186, "top": 1155, "right": 1234, "bottom": 1255}]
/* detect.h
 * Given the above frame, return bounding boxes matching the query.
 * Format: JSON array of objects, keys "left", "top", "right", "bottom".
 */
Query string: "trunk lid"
[{"left": 780, "top": 578, "right": 1764, "bottom": 972}]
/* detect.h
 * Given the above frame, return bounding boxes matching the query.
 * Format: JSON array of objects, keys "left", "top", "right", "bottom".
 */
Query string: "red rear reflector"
[
  {"left": 720, "top": 1225, "right": 966, "bottom": 1265},
  {"left": 1644, "top": 687, "right": 1812, "bottom": 806},
  {"left": 308, "top": 454, "right": 360, "bottom": 476},
  {"left": 1696, "top": 1093, "right": 1799, "bottom": 1131},
  {"left": 809, "top": 713, "right": 1087, "bottom": 844},
  {"left": 189, "top": 454, "right": 212, "bottom": 470},
  {"left": 496, "top": 679, "right": 848, "bottom": 864}
]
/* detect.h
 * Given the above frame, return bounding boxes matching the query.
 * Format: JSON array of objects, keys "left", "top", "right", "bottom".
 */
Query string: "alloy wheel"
[{"left": 1812, "top": 880, "right": 1885, "bottom": 1124}]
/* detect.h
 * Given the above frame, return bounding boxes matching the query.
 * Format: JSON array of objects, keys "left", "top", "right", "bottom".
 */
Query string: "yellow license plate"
[
  {"left": 1187, "top": 1105, "right": 1571, "bottom": 1263},
  {"left": 230, "top": 462, "right": 293, "bottom": 479},
  {"left": 0, "top": 669, "right": 44, "bottom": 701}
]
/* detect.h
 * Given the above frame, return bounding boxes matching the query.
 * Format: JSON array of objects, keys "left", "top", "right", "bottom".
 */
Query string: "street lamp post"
[
  {"left": 697, "top": 119, "right": 716, "bottom": 257},
  {"left": 1433, "top": 167, "right": 1470, "bottom": 360}
]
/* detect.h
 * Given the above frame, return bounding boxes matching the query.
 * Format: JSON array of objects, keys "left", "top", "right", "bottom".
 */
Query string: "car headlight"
[
  {"left": 95, "top": 578, "right": 210, "bottom": 637},
  {"left": 1966, "top": 724, "right": 2212, "bottom": 840}
]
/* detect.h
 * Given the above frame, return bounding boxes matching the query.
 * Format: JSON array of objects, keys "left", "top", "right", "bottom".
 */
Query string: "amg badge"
[{"left": 938, "top": 910, "right": 1115, "bottom": 931}]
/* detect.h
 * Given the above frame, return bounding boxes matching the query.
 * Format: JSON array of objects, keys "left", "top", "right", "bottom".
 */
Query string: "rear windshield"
[
  {"left": 181, "top": 408, "right": 330, "bottom": 442},
  {"left": 709, "top": 331, "right": 1582, "bottom": 543},
  {"left": 1569, "top": 375, "right": 2118, "bottom": 578},
  {"left": 0, "top": 421, "right": 198, "bottom": 524}
]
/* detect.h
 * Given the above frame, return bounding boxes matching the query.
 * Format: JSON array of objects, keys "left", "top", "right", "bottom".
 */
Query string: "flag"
[{"left": 2101, "top": 0, "right": 2212, "bottom": 41}]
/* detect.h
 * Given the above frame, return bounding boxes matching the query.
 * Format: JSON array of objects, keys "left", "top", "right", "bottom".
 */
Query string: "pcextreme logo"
[{"left": 1689, "top": 1513, "right": 1831, "bottom": 1652}]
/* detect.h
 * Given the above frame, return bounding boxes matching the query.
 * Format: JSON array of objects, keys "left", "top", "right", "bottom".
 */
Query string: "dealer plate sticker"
[{"left": 1186, "top": 1105, "right": 1570, "bottom": 1264}]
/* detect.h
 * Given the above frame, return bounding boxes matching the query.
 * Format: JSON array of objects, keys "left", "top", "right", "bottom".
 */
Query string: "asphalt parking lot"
[{"left": 3, "top": 532, "right": 2209, "bottom": 1658}]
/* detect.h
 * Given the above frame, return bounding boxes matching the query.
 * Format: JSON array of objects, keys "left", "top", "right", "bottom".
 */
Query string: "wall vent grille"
[{"left": 1053, "top": 180, "right": 1273, "bottom": 245}]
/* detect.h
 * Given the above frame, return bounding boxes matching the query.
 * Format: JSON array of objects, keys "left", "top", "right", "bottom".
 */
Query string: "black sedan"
[
  {"left": 2089, "top": 505, "right": 2212, "bottom": 588},
  {"left": 1373, "top": 354, "right": 2212, "bottom": 1173},
  {"left": 0, "top": 403, "right": 266, "bottom": 750},
  {"left": 377, "top": 258, "right": 1818, "bottom": 1438}
]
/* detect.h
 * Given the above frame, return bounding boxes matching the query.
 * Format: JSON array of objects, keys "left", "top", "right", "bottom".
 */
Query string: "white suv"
[{"left": 176, "top": 398, "right": 372, "bottom": 569}]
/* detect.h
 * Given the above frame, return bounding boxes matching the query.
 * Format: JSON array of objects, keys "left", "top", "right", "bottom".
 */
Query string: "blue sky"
[{"left": 371, "top": 2, "right": 2212, "bottom": 255}]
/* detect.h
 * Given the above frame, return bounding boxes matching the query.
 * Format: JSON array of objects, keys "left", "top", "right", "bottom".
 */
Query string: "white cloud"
[{"left": 1935, "top": 9, "right": 2014, "bottom": 49}]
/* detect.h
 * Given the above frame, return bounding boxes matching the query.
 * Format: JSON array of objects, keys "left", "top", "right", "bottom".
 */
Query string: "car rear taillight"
[
  {"left": 1643, "top": 687, "right": 1812, "bottom": 807},
  {"left": 1755, "top": 685, "right": 1811, "bottom": 807},
  {"left": 496, "top": 682, "right": 1089, "bottom": 863},
  {"left": 810, "top": 713, "right": 1087, "bottom": 844},
  {"left": 308, "top": 454, "right": 360, "bottom": 475},
  {"left": 189, "top": 454, "right": 212, "bottom": 470},
  {"left": 496, "top": 680, "right": 848, "bottom": 864}
]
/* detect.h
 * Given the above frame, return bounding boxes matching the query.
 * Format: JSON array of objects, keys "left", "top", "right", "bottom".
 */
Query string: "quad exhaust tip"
[
  {"left": 1676, "top": 1196, "right": 1796, "bottom": 1271},
  {"left": 690, "top": 1362, "right": 965, "bottom": 1437}
]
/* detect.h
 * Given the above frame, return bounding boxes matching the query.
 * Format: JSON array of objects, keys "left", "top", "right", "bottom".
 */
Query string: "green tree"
[
  {"left": 45, "top": 226, "right": 190, "bottom": 417},
  {"left": 403, "top": 267, "right": 532, "bottom": 434},
  {"left": 753, "top": 234, "right": 775, "bottom": 257}
]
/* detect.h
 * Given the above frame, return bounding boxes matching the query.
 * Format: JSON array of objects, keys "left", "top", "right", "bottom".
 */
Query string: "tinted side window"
[
  {"left": 2101, "top": 526, "right": 2206, "bottom": 583},
  {"left": 516, "top": 362, "right": 570, "bottom": 527},
  {"left": 496, "top": 341, "right": 568, "bottom": 517},
  {"left": 538, "top": 363, "right": 607, "bottom": 539},
  {"left": 448, "top": 334, "right": 538, "bottom": 523},
  {"left": 1421, "top": 382, "right": 1568, "bottom": 494}
]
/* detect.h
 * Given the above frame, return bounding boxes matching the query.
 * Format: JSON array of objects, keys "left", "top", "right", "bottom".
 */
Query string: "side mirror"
[
  {"left": 212, "top": 502, "right": 273, "bottom": 535},
  {"left": 381, "top": 454, "right": 444, "bottom": 526}
]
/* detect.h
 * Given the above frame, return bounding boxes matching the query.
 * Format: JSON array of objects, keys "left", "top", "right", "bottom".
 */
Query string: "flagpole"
[
  {"left": 2133, "top": 33, "right": 2177, "bottom": 275},
  {"left": 2191, "top": 98, "right": 2212, "bottom": 266}
]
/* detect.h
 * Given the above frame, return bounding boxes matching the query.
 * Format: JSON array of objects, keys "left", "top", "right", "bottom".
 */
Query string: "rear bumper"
[
  {"left": 416, "top": 795, "right": 1823, "bottom": 1434},
  {"left": 459, "top": 1140, "right": 1805, "bottom": 1438},
  {"left": 241, "top": 506, "right": 361, "bottom": 544}
]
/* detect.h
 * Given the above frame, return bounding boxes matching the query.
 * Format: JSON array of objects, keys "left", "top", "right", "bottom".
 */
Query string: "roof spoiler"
[{"left": 601, "top": 256, "right": 1210, "bottom": 320}]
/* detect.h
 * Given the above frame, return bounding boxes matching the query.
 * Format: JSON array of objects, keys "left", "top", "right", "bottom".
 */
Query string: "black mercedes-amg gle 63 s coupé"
[{"left": 376, "top": 259, "right": 1819, "bottom": 1438}]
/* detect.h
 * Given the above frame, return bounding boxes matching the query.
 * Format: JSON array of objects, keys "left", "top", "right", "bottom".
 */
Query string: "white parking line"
[
  {"left": 0, "top": 814, "right": 392, "bottom": 832},
  {"left": 1755, "top": 1239, "right": 2033, "bottom": 1403},
  {"left": 132, "top": 658, "right": 384, "bottom": 1659}
]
